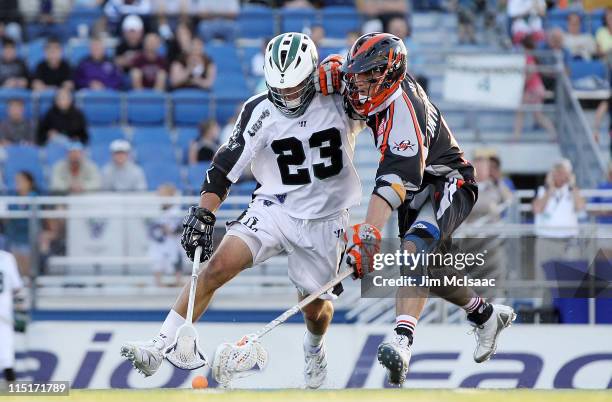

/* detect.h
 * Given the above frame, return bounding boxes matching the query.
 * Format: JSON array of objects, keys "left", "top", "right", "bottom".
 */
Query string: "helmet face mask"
[
  {"left": 341, "top": 33, "right": 407, "bottom": 116},
  {"left": 264, "top": 33, "right": 318, "bottom": 118}
]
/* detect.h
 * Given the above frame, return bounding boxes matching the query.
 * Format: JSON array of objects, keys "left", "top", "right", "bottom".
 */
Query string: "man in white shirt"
[
  {"left": 532, "top": 159, "right": 586, "bottom": 280},
  {"left": 0, "top": 250, "right": 24, "bottom": 383}
]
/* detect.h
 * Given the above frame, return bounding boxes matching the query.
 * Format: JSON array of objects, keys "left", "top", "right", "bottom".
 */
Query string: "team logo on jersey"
[
  {"left": 275, "top": 193, "right": 287, "bottom": 204},
  {"left": 377, "top": 117, "right": 387, "bottom": 138},
  {"left": 227, "top": 122, "right": 242, "bottom": 151},
  {"left": 392, "top": 140, "right": 415, "bottom": 153},
  {"left": 248, "top": 109, "right": 270, "bottom": 137}
]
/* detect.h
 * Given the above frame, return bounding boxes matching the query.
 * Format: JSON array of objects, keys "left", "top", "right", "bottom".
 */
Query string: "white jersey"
[
  {"left": 214, "top": 92, "right": 366, "bottom": 219},
  {"left": 0, "top": 250, "right": 22, "bottom": 325}
]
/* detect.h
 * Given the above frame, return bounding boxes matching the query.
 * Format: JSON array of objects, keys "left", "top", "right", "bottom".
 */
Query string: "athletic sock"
[
  {"left": 394, "top": 315, "right": 417, "bottom": 345},
  {"left": 159, "top": 309, "right": 185, "bottom": 347},
  {"left": 464, "top": 297, "right": 493, "bottom": 325},
  {"left": 304, "top": 330, "right": 324, "bottom": 353}
]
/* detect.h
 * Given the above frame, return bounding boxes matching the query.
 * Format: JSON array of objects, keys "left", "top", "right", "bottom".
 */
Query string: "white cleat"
[
  {"left": 471, "top": 304, "right": 517, "bottom": 363},
  {"left": 377, "top": 334, "right": 412, "bottom": 386},
  {"left": 303, "top": 336, "right": 327, "bottom": 389},
  {"left": 120, "top": 336, "right": 167, "bottom": 377}
]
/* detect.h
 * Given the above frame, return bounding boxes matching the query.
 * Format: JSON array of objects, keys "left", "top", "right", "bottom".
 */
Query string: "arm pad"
[
  {"left": 373, "top": 174, "right": 407, "bottom": 210},
  {"left": 200, "top": 164, "right": 232, "bottom": 201}
]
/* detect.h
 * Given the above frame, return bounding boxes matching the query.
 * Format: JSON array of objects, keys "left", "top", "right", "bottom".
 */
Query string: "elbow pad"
[
  {"left": 373, "top": 174, "right": 407, "bottom": 210},
  {"left": 200, "top": 164, "right": 232, "bottom": 201}
]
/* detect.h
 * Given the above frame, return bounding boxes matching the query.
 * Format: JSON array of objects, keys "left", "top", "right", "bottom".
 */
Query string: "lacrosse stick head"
[
  {"left": 212, "top": 334, "right": 268, "bottom": 388},
  {"left": 165, "top": 324, "right": 208, "bottom": 370}
]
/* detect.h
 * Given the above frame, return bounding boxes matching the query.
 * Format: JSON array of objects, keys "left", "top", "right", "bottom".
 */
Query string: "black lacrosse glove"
[{"left": 181, "top": 206, "right": 216, "bottom": 262}]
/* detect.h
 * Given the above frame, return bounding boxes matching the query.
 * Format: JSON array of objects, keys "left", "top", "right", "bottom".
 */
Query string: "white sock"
[
  {"left": 395, "top": 314, "right": 418, "bottom": 337},
  {"left": 304, "top": 330, "right": 324, "bottom": 352},
  {"left": 462, "top": 297, "right": 485, "bottom": 314},
  {"left": 159, "top": 309, "right": 185, "bottom": 346}
]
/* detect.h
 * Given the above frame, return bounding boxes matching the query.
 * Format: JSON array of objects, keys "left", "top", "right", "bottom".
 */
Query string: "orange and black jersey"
[{"left": 365, "top": 74, "right": 475, "bottom": 194}]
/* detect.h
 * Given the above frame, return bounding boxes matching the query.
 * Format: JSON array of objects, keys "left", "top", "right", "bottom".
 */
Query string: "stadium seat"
[
  {"left": 89, "top": 126, "right": 126, "bottom": 146},
  {"left": 233, "top": 180, "right": 257, "bottom": 195},
  {"left": 241, "top": 45, "right": 261, "bottom": 77},
  {"left": 43, "top": 142, "right": 69, "bottom": 166},
  {"left": 186, "top": 162, "right": 211, "bottom": 194},
  {"left": 141, "top": 161, "right": 184, "bottom": 191},
  {"left": 213, "top": 73, "right": 250, "bottom": 97},
  {"left": 4, "top": 145, "right": 46, "bottom": 192},
  {"left": 238, "top": 5, "right": 276, "bottom": 39},
  {"left": 68, "top": 41, "right": 91, "bottom": 66},
  {"left": 22, "top": 39, "right": 46, "bottom": 71},
  {"left": 131, "top": 126, "right": 173, "bottom": 146},
  {"left": 89, "top": 144, "right": 112, "bottom": 167},
  {"left": 321, "top": 7, "right": 361, "bottom": 38},
  {"left": 198, "top": 19, "right": 238, "bottom": 42},
  {"left": 67, "top": 6, "right": 103, "bottom": 38},
  {"left": 175, "top": 127, "right": 198, "bottom": 151},
  {"left": 172, "top": 89, "right": 212, "bottom": 127},
  {"left": 77, "top": 90, "right": 122, "bottom": 125},
  {"left": 207, "top": 44, "right": 243, "bottom": 73},
  {"left": 215, "top": 94, "right": 245, "bottom": 125},
  {"left": 281, "top": 8, "right": 318, "bottom": 33},
  {"left": 126, "top": 90, "right": 167, "bottom": 126},
  {"left": 0, "top": 89, "right": 33, "bottom": 119},
  {"left": 569, "top": 60, "right": 607, "bottom": 82},
  {"left": 134, "top": 142, "right": 177, "bottom": 165},
  {"left": 35, "top": 89, "right": 57, "bottom": 119}
]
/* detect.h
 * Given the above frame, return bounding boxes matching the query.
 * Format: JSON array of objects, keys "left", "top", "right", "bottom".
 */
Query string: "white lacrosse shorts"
[
  {"left": 0, "top": 321, "right": 15, "bottom": 369},
  {"left": 226, "top": 198, "right": 349, "bottom": 300}
]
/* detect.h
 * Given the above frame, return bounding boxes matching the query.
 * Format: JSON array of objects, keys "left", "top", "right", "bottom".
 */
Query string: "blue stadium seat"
[
  {"left": 77, "top": 89, "right": 122, "bottom": 125},
  {"left": 241, "top": 45, "right": 261, "bottom": 77},
  {"left": 141, "top": 161, "right": 183, "bottom": 191},
  {"left": 89, "top": 144, "right": 112, "bottom": 167},
  {"left": 43, "top": 142, "right": 69, "bottom": 166},
  {"left": 215, "top": 94, "right": 246, "bottom": 125},
  {"left": 569, "top": 60, "right": 607, "bottom": 81},
  {"left": 0, "top": 89, "right": 32, "bottom": 119},
  {"left": 175, "top": 127, "right": 198, "bottom": 151},
  {"left": 321, "top": 7, "right": 361, "bottom": 38},
  {"left": 281, "top": 8, "right": 318, "bottom": 33},
  {"left": 22, "top": 39, "right": 46, "bottom": 71},
  {"left": 233, "top": 180, "right": 257, "bottom": 195},
  {"left": 238, "top": 5, "right": 275, "bottom": 38},
  {"left": 186, "top": 162, "right": 211, "bottom": 194},
  {"left": 67, "top": 6, "right": 103, "bottom": 38},
  {"left": 207, "top": 44, "right": 243, "bottom": 73},
  {"left": 126, "top": 90, "right": 167, "bottom": 126},
  {"left": 213, "top": 73, "right": 250, "bottom": 97},
  {"left": 68, "top": 41, "right": 91, "bottom": 66},
  {"left": 131, "top": 126, "right": 173, "bottom": 146},
  {"left": 35, "top": 89, "right": 57, "bottom": 119},
  {"left": 172, "top": 89, "right": 212, "bottom": 127},
  {"left": 134, "top": 142, "right": 177, "bottom": 165},
  {"left": 4, "top": 145, "right": 45, "bottom": 192},
  {"left": 198, "top": 19, "right": 238, "bottom": 42},
  {"left": 89, "top": 126, "right": 126, "bottom": 145}
]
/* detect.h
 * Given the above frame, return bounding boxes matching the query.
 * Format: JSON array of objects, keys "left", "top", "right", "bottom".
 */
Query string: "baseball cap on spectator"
[
  {"left": 110, "top": 139, "right": 131, "bottom": 153},
  {"left": 122, "top": 15, "right": 144, "bottom": 32}
]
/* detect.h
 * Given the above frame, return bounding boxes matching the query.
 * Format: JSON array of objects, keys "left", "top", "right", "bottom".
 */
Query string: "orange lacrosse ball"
[{"left": 192, "top": 375, "right": 209, "bottom": 389}]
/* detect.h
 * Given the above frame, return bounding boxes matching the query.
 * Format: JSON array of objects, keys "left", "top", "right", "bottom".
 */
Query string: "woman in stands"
[
  {"left": 169, "top": 37, "right": 217, "bottom": 90},
  {"left": 36, "top": 88, "right": 89, "bottom": 146},
  {"left": 188, "top": 118, "right": 220, "bottom": 165}
]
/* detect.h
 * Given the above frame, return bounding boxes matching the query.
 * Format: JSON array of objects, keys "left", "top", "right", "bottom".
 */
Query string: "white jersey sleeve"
[
  {"left": 212, "top": 92, "right": 269, "bottom": 183},
  {"left": 0, "top": 251, "right": 22, "bottom": 323}
]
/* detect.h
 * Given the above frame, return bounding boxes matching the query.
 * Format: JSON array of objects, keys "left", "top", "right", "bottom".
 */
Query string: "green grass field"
[{"left": 1, "top": 389, "right": 611, "bottom": 402}]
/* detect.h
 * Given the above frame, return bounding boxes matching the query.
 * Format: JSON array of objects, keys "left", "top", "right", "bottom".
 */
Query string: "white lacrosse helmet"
[{"left": 264, "top": 32, "right": 318, "bottom": 118}]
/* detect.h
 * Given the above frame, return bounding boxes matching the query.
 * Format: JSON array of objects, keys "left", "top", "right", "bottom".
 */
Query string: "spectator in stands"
[
  {"left": 532, "top": 159, "right": 585, "bottom": 279},
  {"left": 250, "top": 38, "right": 267, "bottom": 78},
  {"left": 189, "top": 119, "right": 220, "bottom": 164},
  {"left": 596, "top": 8, "right": 612, "bottom": 63},
  {"left": 387, "top": 17, "right": 429, "bottom": 92},
  {"left": 148, "top": 183, "right": 183, "bottom": 287},
  {"left": 563, "top": 13, "right": 597, "bottom": 60},
  {"left": 103, "top": 0, "right": 152, "bottom": 35},
  {"left": 356, "top": 0, "right": 409, "bottom": 32},
  {"left": 170, "top": 37, "right": 216, "bottom": 90},
  {"left": 50, "top": 141, "right": 101, "bottom": 194},
  {"left": 32, "top": 37, "right": 73, "bottom": 91},
  {"left": 0, "top": 99, "right": 34, "bottom": 145},
  {"left": 0, "top": 2, "right": 24, "bottom": 43},
  {"left": 115, "top": 14, "right": 145, "bottom": 72},
  {"left": 37, "top": 88, "right": 88, "bottom": 145},
  {"left": 489, "top": 154, "right": 516, "bottom": 191},
  {"left": 468, "top": 153, "right": 512, "bottom": 221},
  {"left": 537, "top": 28, "right": 570, "bottom": 93},
  {"left": 0, "top": 38, "right": 28, "bottom": 88},
  {"left": 74, "top": 37, "right": 124, "bottom": 90},
  {"left": 192, "top": 0, "right": 240, "bottom": 17},
  {"left": 3, "top": 171, "right": 37, "bottom": 277},
  {"left": 455, "top": 0, "right": 479, "bottom": 44},
  {"left": 513, "top": 34, "right": 557, "bottom": 141},
  {"left": 131, "top": 33, "right": 167, "bottom": 91},
  {"left": 507, "top": 0, "right": 546, "bottom": 44},
  {"left": 166, "top": 20, "right": 193, "bottom": 65},
  {"left": 101, "top": 139, "right": 147, "bottom": 191},
  {"left": 309, "top": 24, "right": 326, "bottom": 54}
]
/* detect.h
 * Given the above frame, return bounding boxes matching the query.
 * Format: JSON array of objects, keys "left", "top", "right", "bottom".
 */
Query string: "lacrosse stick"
[
  {"left": 166, "top": 246, "right": 208, "bottom": 370},
  {"left": 212, "top": 267, "right": 354, "bottom": 387}
]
